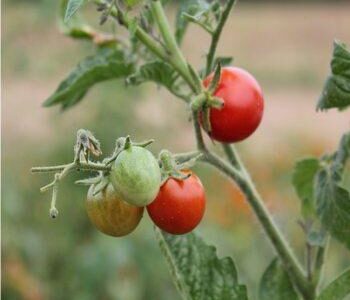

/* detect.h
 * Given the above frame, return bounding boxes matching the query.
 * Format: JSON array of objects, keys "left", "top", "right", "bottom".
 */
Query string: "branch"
[
  {"left": 313, "top": 236, "right": 329, "bottom": 287},
  {"left": 205, "top": 0, "right": 236, "bottom": 76},
  {"left": 218, "top": 144, "right": 313, "bottom": 299},
  {"left": 31, "top": 161, "right": 111, "bottom": 173},
  {"left": 192, "top": 111, "right": 206, "bottom": 151}
]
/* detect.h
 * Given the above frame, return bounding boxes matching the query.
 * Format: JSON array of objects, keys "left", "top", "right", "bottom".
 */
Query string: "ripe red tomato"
[
  {"left": 147, "top": 172, "right": 206, "bottom": 235},
  {"left": 202, "top": 67, "right": 264, "bottom": 143}
]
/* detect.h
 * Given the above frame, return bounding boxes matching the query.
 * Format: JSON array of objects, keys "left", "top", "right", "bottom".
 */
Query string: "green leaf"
[
  {"left": 317, "top": 268, "right": 350, "bottom": 300},
  {"left": 64, "top": 0, "right": 87, "bottom": 23},
  {"left": 44, "top": 48, "right": 135, "bottom": 109},
  {"left": 292, "top": 158, "right": 320, "bottom": 218},
  {"left": 315, "top": 132, "right": 350, "bottom": 249},
  {"left": 155, "top": 229, "right": 248, "bottom": 300},
  {"left": 317, "top": 41, "right": 350, "bottom": 111},
  {"left": 127, "top": 61, "right": 189, "bottom": 100},
  {"left": 259, "top": 258, "right": 299, "bottom": 300},
  {"left": 175, "top": 0, "right": 211, "bottom": 44}
]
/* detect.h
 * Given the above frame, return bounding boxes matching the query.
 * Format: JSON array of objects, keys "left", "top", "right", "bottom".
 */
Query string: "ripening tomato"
[
  {"left": 202, "top": 67, "right": 264, "bottom": 143},
  {"left": 147, "top": 172, "right": 206, "bottom": 235},
  {"left": 86, "top": 183, "right": 144, "bottom": 237},
  {"left": 110, "top": 146, "right": 161, "bottom": 207}
]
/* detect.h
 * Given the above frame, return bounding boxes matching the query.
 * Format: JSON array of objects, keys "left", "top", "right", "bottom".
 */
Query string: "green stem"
[
  {"left": 205, "top": 0, "right": 236, "bottom": 75},
  {"left": 31, "top": 161, "right": 111, "bottom": 173},
  {"left": 108, "top": 0, "right": 198, "bottom": 93},
  {"left": 222, "top": 143, "right": 242, "bottom": 170},
  {"left": 313, "top": 237, "right": 329, "bottom": 288},
  {"left": 218, "top": 144, "right": 313, "bottom": 299},
  {"left": 173, "top": 151, "right": 202, "bottom": 163},
  {"left": 110, "top": 6, "right": 169, "bottom": 62},
  {"left": 192, "top": 111, "right": 206, "bottom": 151},
  {"left": 150, "top": 0, "right": 199, "bottom": 93}
]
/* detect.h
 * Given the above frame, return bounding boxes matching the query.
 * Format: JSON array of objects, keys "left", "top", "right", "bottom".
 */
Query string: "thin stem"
[
  {"left": 313, "top": 237, "right": 329, "bottom": 287},
  {"left": 173, "top": 151, "right": 202, "bottom": 163},
  {"left": 31, "top": 161, "right": 111, "bottom": 173},
  {"left": 192, "top": 111, "right": 206, "bottom": 151},
  {"left": 108, "top": 1, "right": 198, "bottom": 93},
  {"left": 184, "top": 15, "right": 214, "bottom": 35},
  {"left": 205, "top": 0, "right": 236, "bottom": 76},
  {"left": 114, "top": 10, "right": 170, "bottom": 62},
  {"left": 306, "top": 243, "right": 313, "bottom": 282},
  {"left": 208, "top": 144, "right": 312, "bottom": 299},
  {"left": 222, "top": 143, "right": 241, "bottom": 170}
]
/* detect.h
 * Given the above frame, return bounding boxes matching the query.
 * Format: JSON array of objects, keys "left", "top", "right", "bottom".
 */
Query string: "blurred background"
[{"left": 2, "top": 0, "right": 350, "bottom": 299}]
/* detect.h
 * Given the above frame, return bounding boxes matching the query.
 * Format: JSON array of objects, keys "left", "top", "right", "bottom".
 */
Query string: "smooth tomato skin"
[
  {"left": 109, "top": 146, "right": 161, "bottom": 207},
  {"left": 147, "top": 172, "right": 206, "bottom": 235},
  {"left": 203, "top": 67, "right": 264, "bottom": 143},
  {"left": 86, "top": 183, "right": 144, "bottom": 237}
]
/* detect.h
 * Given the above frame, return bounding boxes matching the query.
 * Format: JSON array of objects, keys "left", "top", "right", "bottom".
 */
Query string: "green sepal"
[
  {"left": 75, "top": 176, "right": 102, "bottom": 186},
  {"left": 92, "top": 176, "right": 110, "bottom": 196},
  {"left": 208, "top": 62, "right": 222, "bottom": 94}
]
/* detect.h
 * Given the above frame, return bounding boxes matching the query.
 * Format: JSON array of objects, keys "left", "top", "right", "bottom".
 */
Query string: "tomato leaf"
[
  {"left": 292, "top": 158, "right": 320, "bottom": 218},
  {"left": 155, "top": 228, "right": 248, "bottom": 300},
  {"left": 64, "top": 0, "right": 87, "bottom": 23},
  {"left": 127, "top": 61, "right": 190, "bottom": 101},
  {"left": 315, "top": 132, "right": 350, "bottom": 250},
  {"left": 43, "top": 47, "right": 135, "bottom": 109},
  {"left": 317, "top": 268, "right": 350, "bottom": 300},
  {"left": 317, "top": 41, "right": 350, "bottom": 111},
  {"left": 259, "top": 258, "right": 299, "bottom": 300}
]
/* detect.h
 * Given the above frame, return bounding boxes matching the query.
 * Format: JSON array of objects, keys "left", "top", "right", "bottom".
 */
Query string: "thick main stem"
[
  {"left": 219, "top": 144, "right": 313, "bottom": 299},
  {"left": 150, "top": 0, "right": 199, "bottom": 93}
]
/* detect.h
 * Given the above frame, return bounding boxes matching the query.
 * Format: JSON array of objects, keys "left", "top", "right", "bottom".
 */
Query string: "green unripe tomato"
[{"left": 110, "top": 146, "right": 161, "bottom": 207}]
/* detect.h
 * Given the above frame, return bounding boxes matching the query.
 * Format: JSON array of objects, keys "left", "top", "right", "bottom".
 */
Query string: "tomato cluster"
[
  {"left": 86, "top": 145, "right": 206, "bottom": 237},
  {"left": 86, "top": 66, "right": 263, "bottom": 238}
]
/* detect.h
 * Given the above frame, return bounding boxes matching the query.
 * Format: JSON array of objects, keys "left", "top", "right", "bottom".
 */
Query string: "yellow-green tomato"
[
  {"left": 110, "top": 146, "right": 161, "bottom": 207},
  {"left": 86, "top": 183, "right": 144, "bottom": 237}
]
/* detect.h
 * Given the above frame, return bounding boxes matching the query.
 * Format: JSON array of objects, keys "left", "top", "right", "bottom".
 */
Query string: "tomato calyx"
[
  {"left": 76, "top": 172, "right": 110, "bottom": 196},
  {"left": 105, "top": 135, "right": 155, "bottom": 166},
  {"left": 158, "top": 150, "right": 202, "bottom": 185},
  {"left": 190, "top": 63, "right": 224, "bottom": 134}
]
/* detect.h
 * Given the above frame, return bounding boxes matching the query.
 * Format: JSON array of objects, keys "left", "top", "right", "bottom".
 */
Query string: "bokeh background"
[{"left": 2, "top": 0, "right": 350, "bottom": 299}]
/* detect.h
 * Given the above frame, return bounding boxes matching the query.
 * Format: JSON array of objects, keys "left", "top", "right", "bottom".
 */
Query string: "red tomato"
[
  {"left": 202, "top": 67, "right": 264, "bottom": 143},
  {"left": 147, "top": 172, "right": 206, "bottom": 235}
]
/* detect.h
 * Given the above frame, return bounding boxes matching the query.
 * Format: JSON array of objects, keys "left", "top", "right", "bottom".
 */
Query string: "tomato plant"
[
  {"left": 202, "top": 67, "right": 264, "bottom": 143},
  {"left": 86, "top": 183, "right": 144, "bottom": 237},
  {"left": 147, "top": 171, "right": 206, "bottom": 235},
  {"left": 31, "top": 0, "right": 350, "bottom": 299}
]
